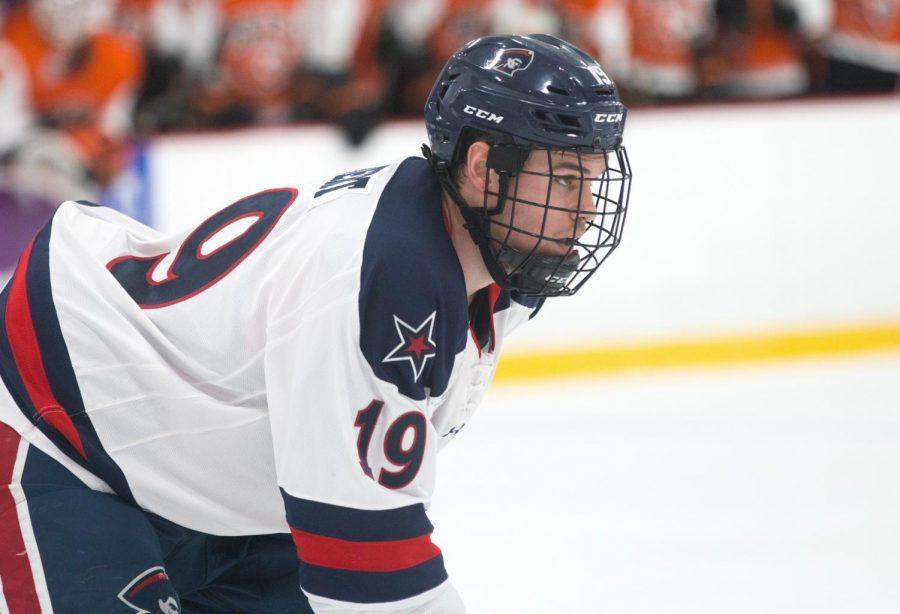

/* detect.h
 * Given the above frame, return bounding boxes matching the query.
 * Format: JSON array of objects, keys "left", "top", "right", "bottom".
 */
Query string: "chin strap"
[{"left": 496, "top": 248, "right": 580, "bottom": 295}]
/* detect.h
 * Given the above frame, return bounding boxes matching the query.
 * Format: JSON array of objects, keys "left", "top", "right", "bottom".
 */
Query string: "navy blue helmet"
[{"left": 423, "top": 34, "right": 632, "bottom": 297}]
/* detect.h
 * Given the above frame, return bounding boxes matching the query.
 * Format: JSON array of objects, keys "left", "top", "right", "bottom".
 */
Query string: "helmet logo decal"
[
  {"left": 594, "top": 113, "right": 623, "bottom": 123},
  {"left": 463, "top": 105, "right": 504, "bottom": 124},
  {"left": 490, "top": 48, "right": 535, "bottom": 76}
]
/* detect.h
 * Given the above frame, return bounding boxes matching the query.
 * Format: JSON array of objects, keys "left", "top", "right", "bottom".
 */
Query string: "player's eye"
[{"left": 553, "top": 175, "right": 579, "bottom": 188}]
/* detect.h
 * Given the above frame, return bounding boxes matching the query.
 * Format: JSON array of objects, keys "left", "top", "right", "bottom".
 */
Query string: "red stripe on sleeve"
[
  {"left": 290, "top": 528, "right": 441, "bottom": 573},
  {"left": 0, "top": 423, "right": 42, "bottom": 612},
  {"left": 4, "top": 239, "right": 87, "bottom": 460}
]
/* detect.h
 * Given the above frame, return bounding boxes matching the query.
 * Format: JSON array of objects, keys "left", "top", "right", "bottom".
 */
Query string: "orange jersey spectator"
[
  {"left": 116, "top": 0, "right": 219, "bottom": 73},
  {"left": 114, "top": 0, "right": 219, "bottom": 132},
  {"left": 291, "top": 0, "right": 390, "bottom": 143},
  {"left": 558, "top": 0, "right": 630, "bottom": 80},
  {"left": 703, "top": 0, "right": 809, "bottom": 98},
  {"left": 196, "top": 0, "right": 302, "bottom": 125},
  {"left": 0, "top": 38, "right": 33, "bottom": 154},
  {"left": 627, "top": 0, "right": 714, "bottom": 97},
  {"left": 563, "top": 0, "right": 714, "bottom": 99},
  {"left": 315, "top": 0, "right": 390, "bottom": 141},
  {"left": 196, "top": 0, "right": 389, "bottom": 139},
  {"left": 3, "top": 0, "right": 143, "bottom": 183},
  {"left": 825, "top": 0, "right": 900, "bottom": 73}
]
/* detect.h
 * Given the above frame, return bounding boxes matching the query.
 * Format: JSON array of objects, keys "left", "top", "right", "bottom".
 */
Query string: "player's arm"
[{"left": 265, "top": 241, "right": 466, "bottom": 613}]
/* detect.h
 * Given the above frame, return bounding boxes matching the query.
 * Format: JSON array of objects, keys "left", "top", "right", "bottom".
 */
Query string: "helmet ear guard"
[{"left": 482, "top": 143, "right": 529, "bottom": 216}]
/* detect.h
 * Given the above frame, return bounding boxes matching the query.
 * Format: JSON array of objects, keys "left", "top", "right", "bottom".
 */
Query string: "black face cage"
[{"left": 481, "top": 146, "right": 632, "bottom": 297}]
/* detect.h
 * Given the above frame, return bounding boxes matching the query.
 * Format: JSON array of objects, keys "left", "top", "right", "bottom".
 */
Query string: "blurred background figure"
[
  {"left": 618, "top": 0, "right": 715, "bottom": 102},
  {"left": 116, "top": 0, "right": 220, "bottom": 133},
  {"left": 295, "top": 0, "right": 388, "bottom": 144},
  {"left": 573, "top": 0, "right": 716, "bottom": 103},
  {"left": 0, "top": 1, "right": 43, "bottom": 283},
  {"left": 0, "top": 0, "right": 142, "bottom": 281},
  {"left": 193, "top": 0, "right": 302, "bottom": 127},
  {"left": 821, "top": 0, "right": 900, "bottom": 92},
  {"left": 1, "top": 0, "right": 142, "bottom": 198},
  {"left": 698, "top": 0, "right": 810, "bottom": 99},
  {"left": 187, "top": 0, "right": 387, "bottom": 144},
  {"left": 0, "top": 6, "right": 32, "bottom": 159}
]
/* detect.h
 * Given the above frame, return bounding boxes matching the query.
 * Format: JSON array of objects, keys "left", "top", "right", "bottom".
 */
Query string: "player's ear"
[{"left": 463, "top": 141, "right": 491, "bottom": 193}]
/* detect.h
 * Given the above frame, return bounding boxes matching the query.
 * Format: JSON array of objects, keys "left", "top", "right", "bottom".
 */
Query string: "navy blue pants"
[{"left": 0, "top": 423, "right": 313, "bottom": 613}]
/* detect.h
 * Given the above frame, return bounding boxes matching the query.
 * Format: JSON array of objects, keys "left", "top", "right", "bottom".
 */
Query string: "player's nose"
[{"left": 572, "top": 183, "right": 598, "bottom": 228}]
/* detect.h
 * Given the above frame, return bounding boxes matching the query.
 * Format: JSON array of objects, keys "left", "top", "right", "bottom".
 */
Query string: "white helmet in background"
[{"left": 31, "top": 0, "right": 116, "bottom": 49}]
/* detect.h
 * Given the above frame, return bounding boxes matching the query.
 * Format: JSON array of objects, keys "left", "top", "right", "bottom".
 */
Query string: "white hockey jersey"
[{"left": 0, "top": 157, "right": 543, "bottom": 609}]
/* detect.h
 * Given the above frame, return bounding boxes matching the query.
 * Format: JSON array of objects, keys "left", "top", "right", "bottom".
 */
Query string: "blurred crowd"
[{"left": 0, "top": 0, "right": 898, "bottom": 203}]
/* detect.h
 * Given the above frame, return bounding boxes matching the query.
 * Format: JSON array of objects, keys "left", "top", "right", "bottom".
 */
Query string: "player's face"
[{"left": 491, "top": 149, "right": 607, "bottom": 257}]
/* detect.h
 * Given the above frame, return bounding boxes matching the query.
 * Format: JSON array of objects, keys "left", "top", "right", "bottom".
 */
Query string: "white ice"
[{"left": 430, "top": 353, "right": 900, "bottom": 614}]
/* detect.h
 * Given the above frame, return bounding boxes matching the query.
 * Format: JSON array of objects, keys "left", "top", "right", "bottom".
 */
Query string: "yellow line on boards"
[{"left": 494, "top": 322, "right": 900, "bottom": 382}]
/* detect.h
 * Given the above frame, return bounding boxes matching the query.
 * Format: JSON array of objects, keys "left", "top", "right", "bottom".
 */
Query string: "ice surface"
[{"left": 430, "top": 354, "right": 900, "bottom": 614}]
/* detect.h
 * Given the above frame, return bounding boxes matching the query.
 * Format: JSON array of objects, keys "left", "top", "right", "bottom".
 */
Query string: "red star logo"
[{"left": 405, "top": 335, "right": 429, "bottom": 360}]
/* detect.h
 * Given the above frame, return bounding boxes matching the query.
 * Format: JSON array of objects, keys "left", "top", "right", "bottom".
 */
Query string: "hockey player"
[{"left": 0, "top": 34, "right": 631, "bottom": 613}]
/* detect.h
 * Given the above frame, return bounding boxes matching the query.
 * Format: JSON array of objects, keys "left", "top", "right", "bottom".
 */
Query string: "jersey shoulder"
[{"left": 356, "top": 158, "right": 469, "bottom": 401}]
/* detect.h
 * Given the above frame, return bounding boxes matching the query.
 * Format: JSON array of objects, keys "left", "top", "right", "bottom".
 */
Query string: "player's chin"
[
  {"left": 503, "top": 233, "right": 576, "bottom": 258},
  {"left": 534, "top": 238, "right": 577, "bottom": 258}
]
